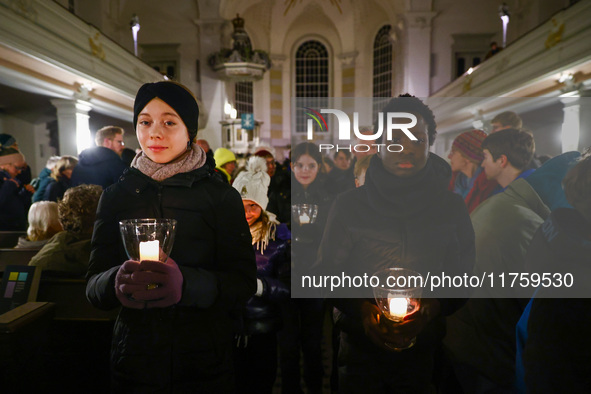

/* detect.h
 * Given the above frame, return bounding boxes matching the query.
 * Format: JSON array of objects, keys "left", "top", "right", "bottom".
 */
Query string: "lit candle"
[
  {"left": 140, "top": 240, "right": 160, "bottom": 261},
  {"left": 299, "top": 212, "right": 310, "bottom": 224},
  {"left": 388, "top": 297, "right": 409, "bottom": 320}
]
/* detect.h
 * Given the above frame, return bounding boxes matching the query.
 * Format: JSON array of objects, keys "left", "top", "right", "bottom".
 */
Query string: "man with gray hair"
[{"left": 71, "top": 126, "right": 128, "bottom": 189}]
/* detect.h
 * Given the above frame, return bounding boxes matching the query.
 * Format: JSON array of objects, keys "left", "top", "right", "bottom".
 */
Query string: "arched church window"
[
  {"left": 295, "top": 40, "right": 329, "bottom": 132},
  {"left": 235, "top": 34, "right": 254, "bottom": 117},
  {"left": 373, "top": 25, "right": 393, "bottom": 102},
  {"left": 235, "top": 81, "right": 253, "bottom": 117}
]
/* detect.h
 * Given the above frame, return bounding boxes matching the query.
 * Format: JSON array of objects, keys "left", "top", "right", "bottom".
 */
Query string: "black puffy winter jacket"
[
  {"left": 86, "top": 157, "right": 256, "bottom": 391},
  {"left": 314, "top": 154, "right": 475, "bottom": 352},
  {"left": 241, "top": 223, "right": 291, "bottom": 335}
]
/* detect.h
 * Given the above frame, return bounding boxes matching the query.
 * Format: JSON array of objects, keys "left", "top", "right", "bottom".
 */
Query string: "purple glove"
[
  {"left": 130, "top": 257, "right": 184, "bottom": 308},
  {"left": 115, "top": 260, "right": 147, "bottom": 309}
]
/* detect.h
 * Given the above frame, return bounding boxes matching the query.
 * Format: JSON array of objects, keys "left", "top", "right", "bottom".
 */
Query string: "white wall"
[
  {"left": 0, "top": 115, "right": 46, "bottom": 176},
  {"left": 431, "top": 0, "right": 502, "bottom": 93}
]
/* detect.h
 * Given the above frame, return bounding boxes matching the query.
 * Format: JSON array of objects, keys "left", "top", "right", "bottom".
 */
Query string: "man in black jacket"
[
  {"left": 325, "top": 150, "right": 355, "bottom": 196},
  {"left": 255, "top": 146, "right": 291, "bottom": 223},
  {"left": 313, "top": 95, "right": 475, "bottom": 393},
  {"left": 71, "top": 125, "right": 128, "bottom": 189},
  {"left": 522, "top": 154, "right": 591, "bottom": 393}
]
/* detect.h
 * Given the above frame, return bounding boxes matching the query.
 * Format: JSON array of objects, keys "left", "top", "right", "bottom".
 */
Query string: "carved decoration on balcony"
[
  {"left": 74, "top": 83, "right": 92, "bottom": 101},
  {"left": 463, "top": 75, "right": 472, "bottom": 93},
  {"left": 89, "top": 32, "right": 106, "bottom": 60},
  {"left": 545, "top": 18, "right": 565, "bottom": 49},
  {"left": 207, "top": 14, "right": 271, "bottom": 82}
]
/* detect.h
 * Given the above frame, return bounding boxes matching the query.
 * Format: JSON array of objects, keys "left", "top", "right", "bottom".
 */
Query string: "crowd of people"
[{"left": 0, "top": 81, "right": 589, "bottom": 393}]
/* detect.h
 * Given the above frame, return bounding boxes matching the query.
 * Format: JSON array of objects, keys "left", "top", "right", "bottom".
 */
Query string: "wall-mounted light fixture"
[
  {"left": 130, "top": 14, "right": 140, "bottom": 57},
  {"left": 499, "top": 3, "right": 510, "bottom": 48}
]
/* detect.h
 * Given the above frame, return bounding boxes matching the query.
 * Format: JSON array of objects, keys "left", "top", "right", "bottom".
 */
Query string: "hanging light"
[
  {"left": 499, "top": 3, "right": 510, "bottom": 49},
  {"left": 130, "top": 14, "right": 140, "bottom": 57}
]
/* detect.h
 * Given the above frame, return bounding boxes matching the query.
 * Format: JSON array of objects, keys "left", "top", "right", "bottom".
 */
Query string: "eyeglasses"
[
  {"left": 293, "top": 163, "right": 318, "bottom": 171},
  {"left": 110, "top": 139, "right": 125, "bottom": 146},
  {"left": 7, "top": 163, "right": 26, "bottom": 171}
]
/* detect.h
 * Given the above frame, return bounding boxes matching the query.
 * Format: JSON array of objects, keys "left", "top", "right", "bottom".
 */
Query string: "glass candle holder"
[
  {"left": 119, "top": 218, "right": 177, "bottom": 262},
  {"left": 291, "top": 204, "right": 318, "bottom": 226},
  {"left": 372, "top": 267, "right": 423, "bottom": 350}
]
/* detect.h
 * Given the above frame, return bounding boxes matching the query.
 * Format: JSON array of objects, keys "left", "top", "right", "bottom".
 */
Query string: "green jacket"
[
  {"left": 470, "top": 178, "right": 549, "bottom": 298},
  {"left": 444, "top": 178, "right": 549, "bottom": 389},
  {"left": 28, "top": 231, "right": 91, "bottom": 276}
]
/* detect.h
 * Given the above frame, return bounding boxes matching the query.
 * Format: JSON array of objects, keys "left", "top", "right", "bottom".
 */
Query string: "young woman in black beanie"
[
  {"left": 86, "top": 81, "right": 256, "bottom": 392},
  {"left": 278, "top": 141, "right": 333, "bottom": 394}
]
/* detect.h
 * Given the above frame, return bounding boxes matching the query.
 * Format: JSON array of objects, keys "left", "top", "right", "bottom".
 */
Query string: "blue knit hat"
[
  {"left": 525, "top": 151, "right": 581, "bottom": 211},
  {"left": 0, "top": 133, "right": 16, "bottom": 149}
]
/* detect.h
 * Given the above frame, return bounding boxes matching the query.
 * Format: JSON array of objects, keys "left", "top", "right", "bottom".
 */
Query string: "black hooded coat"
[{"left": 86, "top": 156, "right": 256, "bottom": 392}]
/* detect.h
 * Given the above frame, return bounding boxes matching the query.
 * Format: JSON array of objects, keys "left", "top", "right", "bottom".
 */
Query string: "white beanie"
[{"left": 233, "top": 156, "right": 270, "bottom": 210}]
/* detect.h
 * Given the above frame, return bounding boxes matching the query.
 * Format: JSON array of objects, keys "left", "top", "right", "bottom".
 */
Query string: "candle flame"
[
  {"left": 389, "top": 297, "right": 409, "bottom": 319},
  {"left": 140, "top": 240, "right": 160, "bottom": 262}
]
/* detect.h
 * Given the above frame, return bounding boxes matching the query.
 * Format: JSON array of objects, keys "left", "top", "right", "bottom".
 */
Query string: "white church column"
[
  {"left": 404, "top": 11, "right": 436, "bottom": 98},
  {"left": 50, "top": 98, "right": 92, "bottom": 156},
  {"left": 559, "top": 96, "right": 580, "bottom": 153},
  {"left": 195, "top": 18, "right": 225, "bottom": 149},
  {"left": 577, "top": 90, "right": 591, "bottom": 151}
]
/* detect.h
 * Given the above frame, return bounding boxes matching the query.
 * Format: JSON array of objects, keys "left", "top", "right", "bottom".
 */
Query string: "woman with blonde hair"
[
  {"left": 232, "top": 156, "right": 291, "bottom": 394},
  {"left": 29, "top": 184, "right": 102, "bottom": 275},
  {"left": 15, "top": 201, "right": 62, "bottom": 249},
  {"left": 43, "top": 155, "right": 78, "bottom": 202}
]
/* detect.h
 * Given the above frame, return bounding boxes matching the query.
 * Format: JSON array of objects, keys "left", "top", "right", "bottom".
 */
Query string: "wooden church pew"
[
  {"left": 0, "top": 249, "right": 38, "bottom": 274},
  {"left": 0, "top": 231, "right": 26, "bottom": 248}
]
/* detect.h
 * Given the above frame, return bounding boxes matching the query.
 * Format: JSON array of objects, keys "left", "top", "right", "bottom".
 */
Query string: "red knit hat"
[
  {"left": 254, "top": 145, "right": 275, "bottom": 159},
  {"left": 452, "top": 129, "right": 488, "bottom": 163}
]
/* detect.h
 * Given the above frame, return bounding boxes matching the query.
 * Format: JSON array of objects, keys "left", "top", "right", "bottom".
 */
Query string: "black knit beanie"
[{"left": 133, "top": 81, "right": 199, "bottom": 141}]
